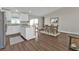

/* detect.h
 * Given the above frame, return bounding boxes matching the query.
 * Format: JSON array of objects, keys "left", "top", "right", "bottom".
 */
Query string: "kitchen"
[{"left": 5, "top": 10, "right": 40, "bottom": 45}]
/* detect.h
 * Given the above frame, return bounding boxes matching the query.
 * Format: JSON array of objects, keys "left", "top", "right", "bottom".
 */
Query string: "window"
[
  {"left": 11, "top": 17, "right": 20, "bottom": 24},
  {"left": 30, "top": 19, "right": 34, "bottom": 26},
  {"left": 30, "top": 18, "right": 38, "bottom": 26},
  {"left": 34, "top": 19, "right": 38, "bottom": 24}
]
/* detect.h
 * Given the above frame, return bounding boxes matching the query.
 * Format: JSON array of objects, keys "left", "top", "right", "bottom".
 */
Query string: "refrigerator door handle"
[{"left": 5, "top": 24, "right": 7, "bottom": 32}]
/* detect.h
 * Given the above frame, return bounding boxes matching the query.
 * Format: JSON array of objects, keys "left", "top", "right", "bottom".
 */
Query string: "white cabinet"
[
  {"left": 6, "top": 25, "right": 35, "bottom": 40},
  {"left": 20, "top": 14, "right": 28, "bottom": 21},
  {"left": 25, "top": 27, "right": 35, "bottom": 40},
  {"left": 6, "top": 26, "right": 20, "bottom": 35},
  {"left": 5, "top": 11, "right": 11, "bottom": 21},
  {"left": 5, "top": 12, "right": 29, "bottom": 21},
  {"left": 21, "top": 26, "right": 35, "bottom": 40},
  {"left": 20, "top": 26, "right": 26, "bottom": 38}
]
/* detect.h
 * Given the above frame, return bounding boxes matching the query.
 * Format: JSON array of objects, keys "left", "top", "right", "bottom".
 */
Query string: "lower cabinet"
[
  {"left": 6, "top": 25, "right": 20, "bottom": 35},
  {"left": 6, "top": 25, "right": 35, "bottom": 40},
  {"left": 21, "top": 26, "right": 35, "bottom": 40}
]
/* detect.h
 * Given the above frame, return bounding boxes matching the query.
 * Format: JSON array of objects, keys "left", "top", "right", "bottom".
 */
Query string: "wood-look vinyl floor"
[{"left": 0, "top": 33, "right": 70, "bottom": 51}]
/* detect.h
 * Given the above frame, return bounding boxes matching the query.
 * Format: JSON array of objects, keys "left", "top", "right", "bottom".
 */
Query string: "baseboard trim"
[{"left": 59, "top": 30, "right": 79, "bottom": 35}]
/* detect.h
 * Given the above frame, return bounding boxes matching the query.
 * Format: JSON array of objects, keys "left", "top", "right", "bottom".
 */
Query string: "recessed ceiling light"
[
  {"left": 29, "top": 10, "right": 32, "bottom": 13},
  {"left": 15, "top": 9, "right": 19, "bottom": 12}
]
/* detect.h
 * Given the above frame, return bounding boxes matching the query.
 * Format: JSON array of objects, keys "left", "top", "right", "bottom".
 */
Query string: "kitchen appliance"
[{"left": 0, "top": 11, "right": 6, "bottom": 49}]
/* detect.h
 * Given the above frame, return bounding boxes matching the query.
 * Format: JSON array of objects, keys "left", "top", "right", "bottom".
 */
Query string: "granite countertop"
[{"left": 7, "top": 23, "right": 29, "bottom": 26}]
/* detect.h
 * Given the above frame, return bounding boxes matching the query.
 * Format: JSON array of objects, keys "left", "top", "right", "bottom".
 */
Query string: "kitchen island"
[{"left": 6, "top": 24, "right": 36, "bottom": 40}]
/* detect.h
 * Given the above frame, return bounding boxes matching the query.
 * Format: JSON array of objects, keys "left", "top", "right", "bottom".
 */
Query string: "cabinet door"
[
  {"left": 20, "top": 14, "right": 28, "bottom": 21},
  {"left": 20, "top": 26, "right": 26, "bottom": 38},
  {"left": 6, "top": 26, "right": 20, "bottom": 35},
  {"left": 5, "top": 11, "right": 11, "bottom": 21},
  {"left": 26, "top": 27, "right": 35, "bottom": 40}
]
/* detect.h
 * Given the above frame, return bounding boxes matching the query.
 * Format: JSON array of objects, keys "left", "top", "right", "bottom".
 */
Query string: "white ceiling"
[{"left": 4, "top": 7, "right": 61, "bottom": 16}]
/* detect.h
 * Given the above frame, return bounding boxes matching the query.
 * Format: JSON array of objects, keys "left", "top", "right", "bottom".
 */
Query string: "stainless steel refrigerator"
[{"left": 0, "top": 11, "right": 6, "bottom": 49}]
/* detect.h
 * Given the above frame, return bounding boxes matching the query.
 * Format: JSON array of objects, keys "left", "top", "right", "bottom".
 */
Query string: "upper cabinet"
[
  {"left": 5, "top": 11, "right": 29, "bottom": 25},
  {"left": 20, "top": 14, "right": 29, "bottom": 21},
  {"left": 5, "top": 11, "right": 29, "bottom": 21},
  {"left": 5, "top": 11, "right": 12, "bottom": 21}
]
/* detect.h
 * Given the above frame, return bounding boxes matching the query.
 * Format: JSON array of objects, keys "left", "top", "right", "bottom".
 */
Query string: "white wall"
[{"left": 45, "top": 7, "right": 79, "bottom": 34}]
